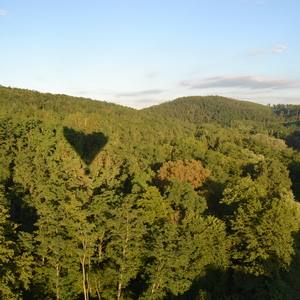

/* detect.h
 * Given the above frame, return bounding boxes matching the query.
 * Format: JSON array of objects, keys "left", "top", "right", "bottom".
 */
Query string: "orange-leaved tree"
[{"left": 158, "top": 159, "right": 210, "bottom": 188}]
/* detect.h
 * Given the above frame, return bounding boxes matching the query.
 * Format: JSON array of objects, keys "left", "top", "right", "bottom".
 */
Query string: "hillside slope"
[
  {"left": 1, "top": 87, "right": 280, "bottom": 127},
  {"left": 1, "top": 86, "right": 300, "bottom": 299},
  {"left": 143, "top": 95, "right": 279, "bottom": 126},
  {"left": 0, "top": 86, "right": 195, "bottom": 164}
]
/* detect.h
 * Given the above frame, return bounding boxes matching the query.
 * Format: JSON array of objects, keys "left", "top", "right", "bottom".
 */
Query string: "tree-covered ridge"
[
  {"left": 273, "top": 104, "right": 300, "bottom": 122},
  {"left": 144, "top": 96, "right": 279, "bottom": 126},
  {"left": 0, "top": 86, "right": 134, "bottom": 116},
  {"left": 1, "top": 87, "right": 300, "bottom": 299},
  {"left": 0, "top": 86, "right": 195, "bottom": 160}
]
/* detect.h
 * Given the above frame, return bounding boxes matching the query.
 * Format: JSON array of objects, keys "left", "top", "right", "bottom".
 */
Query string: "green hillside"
[
  {"left": 144, "top": 95, "right": 279, "bottom": 126},
  {"left": 0, "top": 86, "right": 134, "bottom": 116},
  {"left": 0, "top": 86, "right": 195, "bottom": 161},
  {"left": 1, "top": 87, "right": 300, "bottom": 300},
  {"left": 273, "top": 103, "right": 300, "bottom": 122}
]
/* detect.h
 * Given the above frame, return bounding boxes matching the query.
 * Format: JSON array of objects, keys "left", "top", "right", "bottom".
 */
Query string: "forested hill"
[
  {"left": 273, "top": 103, "right": 300, "bottom": 122},
  {"left": 2, "top": 86, "right": 300, "bottom": 300},
  {"left": 0, "top": 86, "right": 135, "bottom": 116},
  {"left": 143, "top": 95, "right": 279, "bottom": 126},
  {"left": 1, "top": 87, "right": 279, "bottom": 126}
]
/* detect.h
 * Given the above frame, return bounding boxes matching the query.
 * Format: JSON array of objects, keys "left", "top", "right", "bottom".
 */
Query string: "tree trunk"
[
  {"left": 96, "top": 285, "right": 101, "bottom": 300},
  {"left": 55, "top": 263, "right": 60, "bottom": 300},
  {"left": 117, "top": 282, "right": 122, "bottom": 300},
  {"left": 81, "top": 254, "right": 89, "bottom": 300}
]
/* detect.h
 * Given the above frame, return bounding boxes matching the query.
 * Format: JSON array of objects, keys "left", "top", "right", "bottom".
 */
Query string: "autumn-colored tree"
[{"left": 157, "top": 159, "right": 210, "bottom": 188}]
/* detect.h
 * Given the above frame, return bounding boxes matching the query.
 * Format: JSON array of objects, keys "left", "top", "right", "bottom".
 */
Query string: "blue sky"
[{"left": 0, "top": 0, "right": 299, "bottom": 108}]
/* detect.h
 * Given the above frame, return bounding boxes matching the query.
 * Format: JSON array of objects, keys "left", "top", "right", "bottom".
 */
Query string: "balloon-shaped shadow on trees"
[{"left": 63, "top": 127, "right": 108, "bottom": 165}]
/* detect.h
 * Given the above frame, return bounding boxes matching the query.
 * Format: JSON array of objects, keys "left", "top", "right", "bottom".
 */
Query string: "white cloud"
[
  {"left": 181, "top": 75, "right": 300, "bottom": 90},
  {"left": 145, "top": 72, "right": 159, "bottom": 79},
  {"left": 116, "top": 89, "right": 165, "bottom": 98},
  {"left": 248, "top": 44, "right": 288, "bottom": 56},
  {"left": 0, "top": 9, "right": 7, "bottom": 16},
  {"left": 241, "top": 0, "right": 266, "bottom": 4},
  {"left": 248, "top": 48, "right": 267, "bottom": 56},
  {"left": 271, "top": 44, "right": 288, "bottom": 53}
]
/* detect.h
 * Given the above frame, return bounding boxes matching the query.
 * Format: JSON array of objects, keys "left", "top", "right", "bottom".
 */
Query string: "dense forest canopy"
[
  {"left": 143, "top": 96, "right": 279, "bottom": 126},
  {"left": 1, "top": 86, "right": 300, "bottom": 299}
]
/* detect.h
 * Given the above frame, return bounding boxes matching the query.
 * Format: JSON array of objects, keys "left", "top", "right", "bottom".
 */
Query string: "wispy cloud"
[
  {"left": 271, "top": 44, "right": 288, "bottom": 53},
  {"left": 248, "top": 44, "right": 288, "bottom": 56},
  {"left": 145, "top": 72, "right": 159, "bottom": 79},
  {"left": 241, "top": 0, "right": 266, "bottom": 4},
  {"left": 0, "top": 9, "right": 7, "bottom": 16},
  {"left": 181, "top": 76, "right": 300, "bottom": 90},
  {"left": 116, "top": 89, "right": 165, "bottom": 98},
  {"left": 248, "top": 48, "right": 267, "bottom": 56}
]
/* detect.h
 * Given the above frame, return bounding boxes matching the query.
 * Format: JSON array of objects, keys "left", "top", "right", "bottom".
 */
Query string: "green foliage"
[
  {"left": 222, "top": 176, "right": 300, "bottom": 276},
  {"left": 1, "top": 86, "right": 300, "bottom": 299},
  {"left": 145, "top": 96, "right": 278, "bottom": 126},
  {"left": 0, "top": 186, "right": 33, "bottom": 299}
]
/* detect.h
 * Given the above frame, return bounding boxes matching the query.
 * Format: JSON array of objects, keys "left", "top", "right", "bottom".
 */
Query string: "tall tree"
[
  {"left": 0, "top": 185, "right": 33, "bottom": 299},
  {"left": 222, "top": 174, "right": 300, "bottom": 277}
]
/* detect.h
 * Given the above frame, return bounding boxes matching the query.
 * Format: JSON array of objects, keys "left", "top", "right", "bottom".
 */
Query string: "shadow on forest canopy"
[{"left": 63, "top": 127, "right": 108, "bottom": 165}]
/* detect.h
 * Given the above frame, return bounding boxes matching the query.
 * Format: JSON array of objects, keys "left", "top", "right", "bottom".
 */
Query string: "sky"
[{"left": 0, "top": 0, "right": 300, "bottom": 108}]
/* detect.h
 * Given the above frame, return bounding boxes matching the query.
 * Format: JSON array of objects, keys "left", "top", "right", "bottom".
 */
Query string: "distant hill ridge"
[
  {"left": 143, "top": 96, "right": 278, "bottom": 126},
  {"left": 0, "top": 86, "right": 280, "bottom": 126}
]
